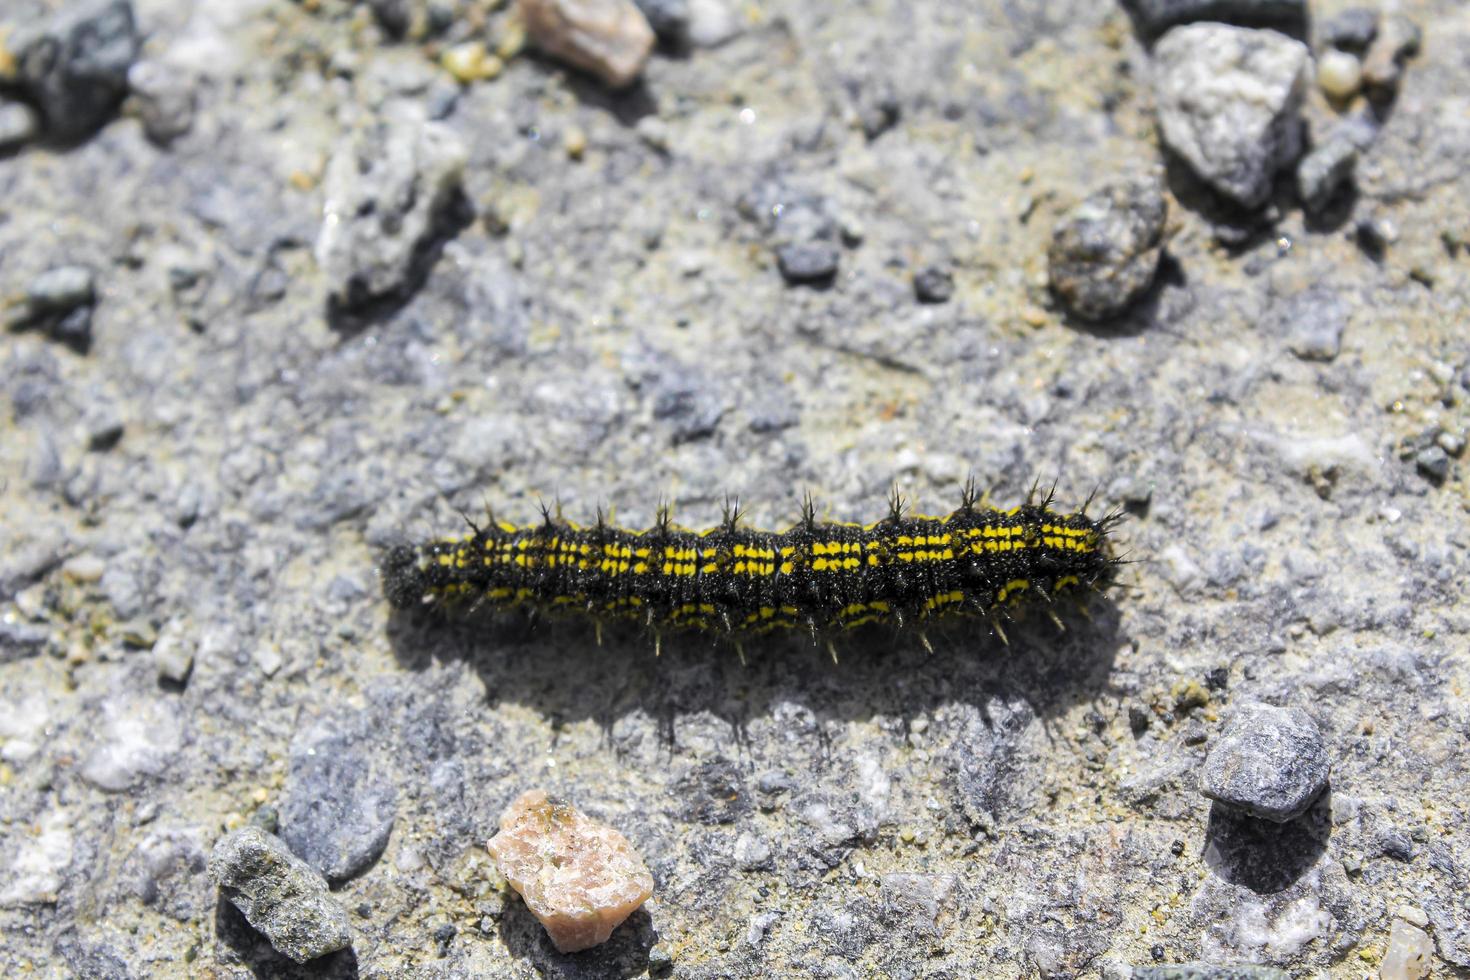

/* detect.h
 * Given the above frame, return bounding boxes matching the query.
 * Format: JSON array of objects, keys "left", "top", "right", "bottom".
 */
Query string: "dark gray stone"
[
  {"left": 1121, "top": 0, "right": 1305, "bottom": 38},
  {"left": 1319, "top": 8, "right": 1378, "bottom": 51},
  {"left": 1048, "top": 175, "right": 1166, "bottom": 321},
  {"left": 1200, "top": 702, "right": 1328, "bottom": 822},
  {"left": 11, "top": 0, "right": 140, "bottom": 141},
  {"left": 1296, "top": 136, "right": 1357, "bottom": 214},
  {"left": 27, "top": 265, "right": 95, "bottom": 316},
  {"left": 777, "top": 241, "right": 840, "bottom": 285},
  {"left": 1132, "top": 965, "right": 1292, "bottom": 980},
  {"left": 207, "top": 827, "right": 353, "bottom": 964},
  {"left": 1415, "top": 446, "right": 1450, "bottom": 484},
  {"left": 1153, "top": 24, "right": 1309, "bottom": 208},
  {"left": 913, "top": 265, "right": 954, "bottom": 304},
  {"left": 277, "top": 714, "right": 397, "bottom": 884},
  {"left": 368, "top": 0, "right": 412, "bottom": 37},
  {"left": 673, "top": 757, "right": 751, "bottom": 825},
  {"left": 633, "top": 0, "right": 691, "bottom": 43}
]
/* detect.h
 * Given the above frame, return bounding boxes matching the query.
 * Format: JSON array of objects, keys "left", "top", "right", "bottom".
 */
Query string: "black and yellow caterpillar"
[{"left": 381, "top": 481, "right": 1120, "bottom": 646}]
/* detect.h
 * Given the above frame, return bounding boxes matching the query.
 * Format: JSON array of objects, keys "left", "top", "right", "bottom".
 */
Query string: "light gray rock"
[
  {"left": 1296, "top": 137, "right": 1357, "bottom": 214},
  {"left": 78, "top": 699, "right": 182, "bottom": 792},
  {"left": 1274, "top": 289, "right": 1346, "bottom": 361},
  {"left": 315, "top": 105, "right": 467, "bottom": 312},
  {"left": 10, "top": 0, "right": 140, "bottom": 141},
  {"left": 1153, "top": 24, "right": 1310, "bottom": 208},
  {"left": 1048, "top": 175, "right": 1167, "bottom": 321},
  {"left": 126, "top": 60, "right": 195, "bottom": 145},
  {"left": 207, "top": 827, "right": 352, "bottom": 963},
  {"left": 1200, "top": 703, "right": 1328, "bottom": 822},
  {"left": 277, "top": 713, "right": 397, "bottom": 884}
]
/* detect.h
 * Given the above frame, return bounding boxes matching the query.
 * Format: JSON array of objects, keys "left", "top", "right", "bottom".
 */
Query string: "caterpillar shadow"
[{"left": 385, "top": 596, "right": 1127, "bottom": 735}]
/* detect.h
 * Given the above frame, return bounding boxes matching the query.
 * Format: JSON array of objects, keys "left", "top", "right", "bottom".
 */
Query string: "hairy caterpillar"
[{"left": 382, "top": 480, "right": 1121, "bottom": 650}]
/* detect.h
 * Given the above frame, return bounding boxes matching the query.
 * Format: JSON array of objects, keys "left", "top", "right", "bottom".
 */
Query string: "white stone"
[
  {"left": 1380, "top": 918, "right": 1434, "bottom": 980},
  {"left": 254, "top": 645, "right": 284, "bottom": 677},
  {"left": 1317, "top": 49, "right": 1362, "bottom": 100},
  {"left": 152, "top": 619, "right": 196, "bottom": 683},
  {"left": 0, "top": 690, "right": 50, "bottom": 764},
  {"left": 1153, "top": 24, "right": 1310, "bottom": 208},
  {"left": 686, "top": 0, "right": 739, "bottom": 47},
  {"left": 79, "top": 700, "right": 183, "bottom": 792}
]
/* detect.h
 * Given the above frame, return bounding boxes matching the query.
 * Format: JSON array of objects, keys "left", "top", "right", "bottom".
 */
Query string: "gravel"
[
  {"left": 1152, "top": 24, "right": 1310, "bottom": 208},
  {"left": 1200, "top": 703, "right": 1329, "bottom": 822},
  {"left": 207, "top": 826, "right": 353, "bottom": 964},
  {"left": 1047, "top": 174, "right": 1167, "bottom": 321}
]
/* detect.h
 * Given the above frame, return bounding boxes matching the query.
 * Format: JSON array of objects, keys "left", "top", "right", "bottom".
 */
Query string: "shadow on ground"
[
  {"left": 1201, "top": 790, "right": 1333, "bottom": 894},
  {"left": 386, "top": 595, "right": 1127, "bottom": 734}
]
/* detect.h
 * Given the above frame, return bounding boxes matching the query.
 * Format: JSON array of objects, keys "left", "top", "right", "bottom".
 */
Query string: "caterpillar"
[{"left": 381, "top": 480, "right": 1121, "bottom": 650}]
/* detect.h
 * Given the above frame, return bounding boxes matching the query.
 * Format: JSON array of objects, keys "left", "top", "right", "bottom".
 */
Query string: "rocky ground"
[{"left": 2, "top": 0, "right": 1469, "bottom": 977}]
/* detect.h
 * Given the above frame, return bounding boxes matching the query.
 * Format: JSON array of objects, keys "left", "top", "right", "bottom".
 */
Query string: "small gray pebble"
[
  {"left": 1415, "top": 446, "right": 1450, "bottom": 484},
  {"left": 12, "top": 0, "right": 141, "bottom": 141},
  {"left": 1296, "top": 137, "right": 1357, "bottom": 214},
  {"left": 1200, "top": 702, "right": 1329, "bottom": 822},
  {"left": 1320, "top": 7, "right": 1378, "bottom": 51},
  {"left": 208, "top": 826, "right": 352, "bottom": 963},
  {"left": 1278, "top": 289, "right": 1346, "bottom": 361},
  {"left": 913, "top": 265, "right": 954, "bottom": 304},
  {"left": 776, "top": 241, "right": 840, "bottom": 285},
  {"left": 1048, "top": 174, "right": 1167, "bottom": 321},
  {"left": 126, "top": 60, "right": 195, "bottom": 145},
  {"left": 1377, "top": 828, "right": 1415, "bottom": 862}
]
